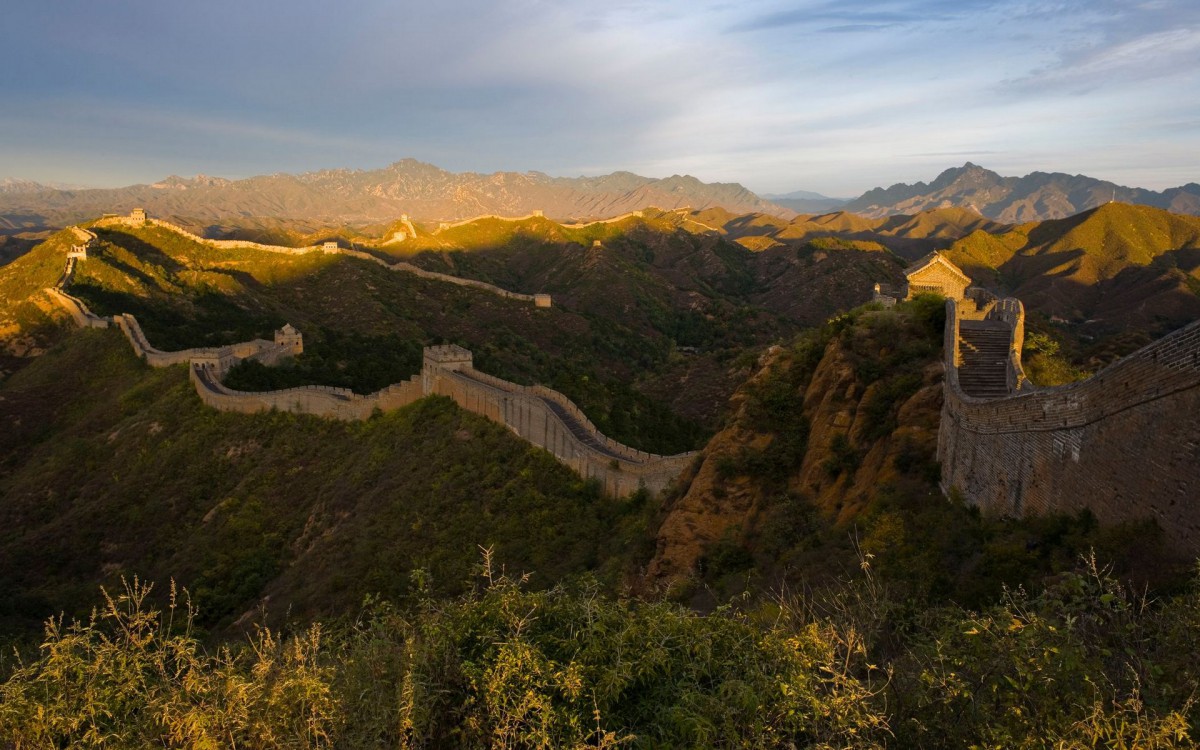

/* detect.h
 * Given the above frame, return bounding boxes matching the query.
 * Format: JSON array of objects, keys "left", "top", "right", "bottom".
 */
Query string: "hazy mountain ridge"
[
  {"left": 0, "top": 160, "right": 795, "bottom": 229},
  {"left": 761, "top": 189, "right": 848, "bottom": 214},
  {"left": 846, "top": 163, "right": 1200, "bottom": 222},
  {"left": 6, "top": 161, "right": 1198, "bottom": 231}
]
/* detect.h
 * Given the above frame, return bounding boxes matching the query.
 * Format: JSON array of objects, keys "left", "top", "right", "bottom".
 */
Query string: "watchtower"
[
  {"left": 274, "top": 323, "right": 304, "bottom": 355},
  {"left": 129, "top": 208, "right": 147, "bottom": 225},
  {"left": 903, "top": 252, "right": 971, "bottom": 300}
]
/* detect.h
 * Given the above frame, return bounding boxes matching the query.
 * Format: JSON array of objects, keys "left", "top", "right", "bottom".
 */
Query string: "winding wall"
[
  {"left": 939, "top": 297, "right": 1200, "bottom": 552},
  {"left": 46, "top": 233, "right": 688, "bottom": 496},
  {"left": 191, "top": 346, "right": 694, "bottom": 496},
  {"left": 426, "top": 363, "right": 697, "bottom": 497}
]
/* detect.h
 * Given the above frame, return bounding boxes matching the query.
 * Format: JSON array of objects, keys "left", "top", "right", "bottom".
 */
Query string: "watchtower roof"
[{"left": 905, "top": 251, "right": 971, "bottom": 284}]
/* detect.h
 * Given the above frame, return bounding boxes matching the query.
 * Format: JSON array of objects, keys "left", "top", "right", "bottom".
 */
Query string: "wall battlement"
[
  {"left": 183, "top": 341, "right": 694, "bottom": 496},
  {"left": 939, "top": 296, "right": 1200, "bottom": 552}
]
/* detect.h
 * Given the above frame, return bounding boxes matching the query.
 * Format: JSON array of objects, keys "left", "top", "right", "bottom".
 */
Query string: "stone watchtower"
[
  {"left": 903, "top": 252, "right": 971, "bottom": 300},
  {"left": 274, "top": 323, "right": 304, "bottom": 355},
  {"left": 130, "top": 208, "right": 147, "bottom": 225},
  {"left": 422, "top": 344, "right": 473, "bottom": 393}
]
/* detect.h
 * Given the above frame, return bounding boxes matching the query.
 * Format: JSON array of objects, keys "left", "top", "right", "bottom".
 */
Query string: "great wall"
[
  {"left": 937, "top": 288, "right": 1200, "bottom": 554},
  {"left": 866, "top": 251, "right": 1200, "bottom": 552},
  {"left": 37, "top": 214, "right": 1200, "bottom": 544},
  {"left": 92, "top": 212, "right": 552, "bottom": 307},
  {"left": 45, "top": 212, "right": 696, "bottom": 497}
]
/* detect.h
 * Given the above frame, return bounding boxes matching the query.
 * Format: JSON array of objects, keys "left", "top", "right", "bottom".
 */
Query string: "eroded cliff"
[{"left": 647, "top": 300, "right": 947, "bottom": 587}]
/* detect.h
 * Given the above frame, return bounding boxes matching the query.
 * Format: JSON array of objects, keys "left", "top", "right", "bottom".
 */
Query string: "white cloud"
[{"left": 0, "top": 0, "right": 1196, "bottom": 194}]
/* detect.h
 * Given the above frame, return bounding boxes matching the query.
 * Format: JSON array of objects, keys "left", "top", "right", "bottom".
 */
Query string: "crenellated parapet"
[
  {"left": 422, "top": 352, "right": 698, "bottom": 497},
  {"left": 112, "top": 313, "right": 298, "bottom": 377},
  {"left": 939, "top": 295, "right": 1200, "bottom": 552}
]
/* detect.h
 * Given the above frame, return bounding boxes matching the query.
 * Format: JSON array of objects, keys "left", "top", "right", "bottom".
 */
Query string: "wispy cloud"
[{"left": 0, "top": 0, "right": 1196, "bottom": 194}]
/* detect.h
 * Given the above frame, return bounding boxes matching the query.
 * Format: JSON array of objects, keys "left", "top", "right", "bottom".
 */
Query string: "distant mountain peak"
[{"left": 845, "top": 165, "right": 1200, "bottom": 222}]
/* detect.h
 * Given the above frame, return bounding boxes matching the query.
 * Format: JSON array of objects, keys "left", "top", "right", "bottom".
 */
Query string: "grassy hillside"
[
  {"left": 946, "top": 203, "right": 1200, "bottom": 343},
  {"left": 2, "top": 298, "right": 1197, "bottom": 746},
  {"left": 0, "top": 330, "right": 653, "bottom": 635},
  {"left": 0, "top": 229, "right": 78, "bottom": 379},
  {"left": 67, "top": 224, "right": 710, "bottom": 453},
  {"left": 57, "top": 216, "right": 909, "bottom": 443}
]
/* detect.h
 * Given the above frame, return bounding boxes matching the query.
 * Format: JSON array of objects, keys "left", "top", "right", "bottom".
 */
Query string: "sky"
[{"left": 1, "top": 0, "right": 1197, "bottom": 196}]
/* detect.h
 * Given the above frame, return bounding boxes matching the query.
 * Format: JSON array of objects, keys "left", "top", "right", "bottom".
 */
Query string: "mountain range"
[
  {"left": 0, "top": 160, "right": 793, "bottom": 230},
  {"left": 3, "top": 162, "right": 1199, "bottom": 234},
  {"left": 844, "top": 163, "right": 1200, "bottom": 222}
]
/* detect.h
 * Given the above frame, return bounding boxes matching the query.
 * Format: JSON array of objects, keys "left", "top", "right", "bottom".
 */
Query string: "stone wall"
[
  {"left": 44, "top": 240, "right": 105, "bottom": 328},
  {"left": 187, "top": 349, "right": 694, "bottom": 495},
  {"left": 111, "top": 313, "right": 295, "bottom": 376},
  {"left": 45, "top": 227, "right": 691, "bottom": 497},
  {"left": 424, "top": 364, "right": 697, "bottom": 497},
  {"left": 94, "top": 216, "right": 321, "bottom": 255},
  {"left": 939, "top": 297, "right": 1200, "bottom": 552},
  {"left": 190, "top": 365, "right": 424, "bottom": 421},
  {"left": 435, "top": 212, "right": 548, "bottom": 233},
  {"left": 336, "top": 249, "right": 548, "bottom": 305},
  {"left": 559, "top": 210, "right": 645, "bottom": 228},
  {"left": 46, "top": 287, "right": 109, "bottom": 329}
]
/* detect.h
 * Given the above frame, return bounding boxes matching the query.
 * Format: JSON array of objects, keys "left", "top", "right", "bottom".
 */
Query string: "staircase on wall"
[{"left": 957, "top": 320, "right": 1011, "bottom": 399}]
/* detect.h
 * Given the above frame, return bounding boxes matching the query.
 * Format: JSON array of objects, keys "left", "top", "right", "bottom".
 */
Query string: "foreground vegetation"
[
  {"left": 2, "top": 555, "right": 1196, "bottom": 748},
  {"left": 0, "top": 331, "right": 652, "bottom": 636}
]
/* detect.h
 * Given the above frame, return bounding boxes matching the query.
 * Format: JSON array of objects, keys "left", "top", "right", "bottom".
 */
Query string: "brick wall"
[
  {"left": 425, "top": 365, "right": 696, "bottom": 496},
  {"left": 939, "top": 298, "right": 1200, "bottom": 552}
]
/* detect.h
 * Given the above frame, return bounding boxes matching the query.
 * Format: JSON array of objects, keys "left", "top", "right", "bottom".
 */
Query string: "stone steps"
[{"left": 958, "top": 326, "right": 1011, "bottom": 399}]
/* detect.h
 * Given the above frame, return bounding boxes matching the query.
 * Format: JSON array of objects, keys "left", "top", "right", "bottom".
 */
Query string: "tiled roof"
[{"left": 904, "top": 251, "right": 971, "bottom": 284}]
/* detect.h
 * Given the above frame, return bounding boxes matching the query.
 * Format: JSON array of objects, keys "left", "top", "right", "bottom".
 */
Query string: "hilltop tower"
[
  {"left": 274, "top": 323, "right": 304, "bottom": 355},
  {"left": 903, "top": 252, "right": 971, "bottom": 300}
]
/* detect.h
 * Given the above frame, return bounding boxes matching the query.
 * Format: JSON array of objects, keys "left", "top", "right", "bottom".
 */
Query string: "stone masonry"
[{"left": 939, "top": 295, "right": 1200, "bottom": 553}]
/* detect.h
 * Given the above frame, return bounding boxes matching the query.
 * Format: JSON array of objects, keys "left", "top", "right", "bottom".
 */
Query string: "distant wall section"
[
  {"left": 422, "top": 346, "right": 697, "bottom": 497},
  {"left": 92, "top": 212, "right": 551, "bottom": 306}
]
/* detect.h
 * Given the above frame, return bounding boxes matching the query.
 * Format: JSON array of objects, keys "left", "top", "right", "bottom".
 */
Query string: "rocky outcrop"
[
  {"left": 792, "top": 342, "right": 943, "bottom": 525},
  {"left": 646, "top": 347, "right": 787, "bottom": 583},
  {"left": 647, "top": 326, "right": 945, "bottom": 585}
]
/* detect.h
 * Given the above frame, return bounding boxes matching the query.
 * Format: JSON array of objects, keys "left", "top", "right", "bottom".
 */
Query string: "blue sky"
[{"left": 1, "top": 0, "right": 1196, "bottom": 196}]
